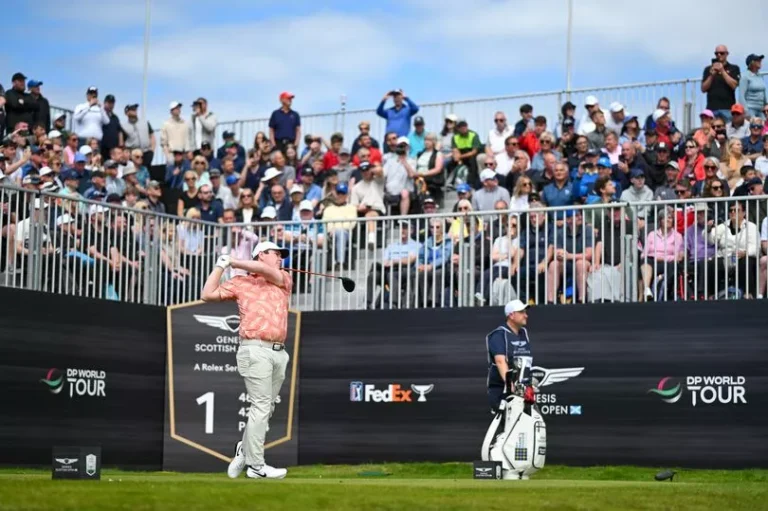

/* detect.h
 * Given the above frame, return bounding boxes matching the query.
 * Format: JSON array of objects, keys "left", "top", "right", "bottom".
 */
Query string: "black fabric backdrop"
[
  {"left": 297, "top": 301, "right": 768, "bottom": 468},
  {"left": 0, "top": 288, "right": 166, "bottom": 469}
]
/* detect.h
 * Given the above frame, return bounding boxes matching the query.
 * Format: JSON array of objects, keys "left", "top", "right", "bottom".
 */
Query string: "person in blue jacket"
[
  {"left": 376, "top": 89, "right": 419, "bottom": 138},
  {"left": 486, "top": 299, "right": 532, "bottom": 413}
]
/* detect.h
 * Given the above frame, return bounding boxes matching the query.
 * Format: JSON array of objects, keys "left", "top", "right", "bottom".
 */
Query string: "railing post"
[{"left": 628, "top": 204, "right": 640, "bottom": 303}]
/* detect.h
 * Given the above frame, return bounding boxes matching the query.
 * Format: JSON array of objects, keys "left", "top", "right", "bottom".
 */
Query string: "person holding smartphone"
[
  {"left": 376, "top": 89, "right": 419, "bottom": 138},
  {"left": 701, "top": 45, "right": 741, "bottom": 121}
]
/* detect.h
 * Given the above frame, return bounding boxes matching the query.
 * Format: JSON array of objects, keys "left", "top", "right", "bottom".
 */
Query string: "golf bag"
[{"left": 481, "top": 357, "right": 547, "bottom": 480}]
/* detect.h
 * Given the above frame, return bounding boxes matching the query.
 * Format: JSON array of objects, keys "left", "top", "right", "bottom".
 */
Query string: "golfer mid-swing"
[{"left": 201, "top": 241, "right": 292, "bottom": 479}]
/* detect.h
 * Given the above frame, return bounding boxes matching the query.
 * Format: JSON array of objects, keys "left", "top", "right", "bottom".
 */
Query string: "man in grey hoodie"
[{"left": 620, "top": 169, "right": 654, "bottom": 229}]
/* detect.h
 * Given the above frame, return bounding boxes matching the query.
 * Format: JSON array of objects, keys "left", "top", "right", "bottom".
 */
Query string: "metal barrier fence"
[{"left": 1, "top": 183, "right": 766, "bottom": 309}]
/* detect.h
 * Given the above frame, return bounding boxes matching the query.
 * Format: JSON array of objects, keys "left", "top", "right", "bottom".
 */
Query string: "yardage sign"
[{"left": 163, "top": 301, "right": 301, "bottom": 472}]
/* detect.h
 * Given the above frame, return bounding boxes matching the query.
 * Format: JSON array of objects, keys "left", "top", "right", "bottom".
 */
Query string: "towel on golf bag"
[{"left": 586, "top": 265, "right": 623, "bottom": 302}]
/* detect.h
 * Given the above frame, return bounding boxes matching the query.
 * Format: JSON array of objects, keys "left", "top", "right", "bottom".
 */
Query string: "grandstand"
[{"left": 1, "top": 49, "right": 767, "bottom": 310}]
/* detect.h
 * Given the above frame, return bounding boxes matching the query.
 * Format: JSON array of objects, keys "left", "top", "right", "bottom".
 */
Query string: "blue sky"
[{"left": 5, "top": 0, "right": 766, "bottom": 131}]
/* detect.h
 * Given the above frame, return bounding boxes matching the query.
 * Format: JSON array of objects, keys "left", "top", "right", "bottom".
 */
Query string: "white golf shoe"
[
  {"left": 227, "top": 441, "right": 246, "bottom": 479},
  {"left": 246, "top": 464, "right": 287, "bottom": 479}
]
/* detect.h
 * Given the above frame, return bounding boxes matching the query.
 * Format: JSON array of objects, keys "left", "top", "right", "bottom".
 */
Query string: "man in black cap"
[
  {"left": 5, "top": 72, "right": 38, "bottom": 133},
  {"left": 123, "top": 103, "right": 155, "bottom": 168},
  {"left": 101, "top": 94, "right": 123, "bottom": 161},
  {"left": 27, "top": 79, "right": 50, "bottom": 132},
  {"left": 408, "top": 116, "right": 426, "bottom": 157},
  {"left": 217, "top": 130, "right": 245, "bottom": 162},
  {"left": 200, "top": 140, "right": 220, "bottom": 170}
]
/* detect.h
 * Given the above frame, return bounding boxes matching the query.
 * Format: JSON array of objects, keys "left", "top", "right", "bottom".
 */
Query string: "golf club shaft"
[{"left": 286, "top": 267, "right": 344, "bottom": 281}]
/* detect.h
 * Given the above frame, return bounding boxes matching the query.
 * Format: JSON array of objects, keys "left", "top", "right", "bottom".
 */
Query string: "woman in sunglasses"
[
  {"left": 63, "top": 134, "right": 79, "bottom": 166},
  {"left": 676, "top": 137, "right": 705, "bottom": 183},
  {"left": 739, "top": 54, "right": 766, "bottom": 119}
]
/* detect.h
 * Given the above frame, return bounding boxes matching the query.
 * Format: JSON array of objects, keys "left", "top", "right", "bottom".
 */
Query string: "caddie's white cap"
[
  {"left": 251, "top": 241, "right": 289, "bottom": 259},
  {"left": 504, "top": 299, "right": 530, "bottom": 316}
]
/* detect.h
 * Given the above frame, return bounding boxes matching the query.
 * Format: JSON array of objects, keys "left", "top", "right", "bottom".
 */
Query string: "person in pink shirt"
[
  {"left": 639, "top": 210, "right": 685, "bottom": 300},
  {"left": 201, "top": 241, "right": 292, "bottom": 480}
]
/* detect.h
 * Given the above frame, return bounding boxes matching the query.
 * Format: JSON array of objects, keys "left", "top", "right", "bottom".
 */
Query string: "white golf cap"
[
  {"left": 445, "top": 113, "right": 458, "bottom": 122},
  {"left": 652, "top": 109, "right": 668, "bottom": 122},
  {"left": 48, "top": 130, "right": 62, "bottom": 139},
  {"left": 78, "top": 145, "right": 93, "bottom": 156},
  {"left": 169, "top": 101, "right": 182, "bottom": 110},
  {"left": 261, "top": 167, "right": 283, "bottom": 182},
  {"left": 89, "top": 204, "right": 107, "bottom": 215},
  {"left": 289, "top": 184, "right": 304, "bottom": 195},
  {"left": 260, "top": 206, "right": 277, "bottom": 219},
  {"left": 480, "top": 168, "right": 497, "bottom": 181},
  {"left": 584, "top": 95, "right": 599, "bottom": 106},
  {"left": 609, "top": 102, "right": 624, "bottom": 113},
  {"left": 39, "top": 166, "right": 53, "bottom": 177},
  {"left": 299, "top": 199, "right": 314, "bottom": 211},
  {"left": 251, "top": 241, "right": 289, "bottom": 259},
  {"left": 504, "top": 299, "right": 530, "bottom": 316},
  {"left": 56, "top": 214, "right": 74, "bottom": 226},
  {"left": 396, "top": 136, "right": 410, "bottom": 146}
]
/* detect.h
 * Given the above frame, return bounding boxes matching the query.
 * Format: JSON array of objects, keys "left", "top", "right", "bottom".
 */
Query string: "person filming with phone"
[{"left": 702, "top": 45, "right": 741, "bottom": 121}]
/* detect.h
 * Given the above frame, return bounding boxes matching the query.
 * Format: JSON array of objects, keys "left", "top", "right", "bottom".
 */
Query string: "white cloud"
[{"left": 42, "top": 0, "right": 180, "bottom": 27}]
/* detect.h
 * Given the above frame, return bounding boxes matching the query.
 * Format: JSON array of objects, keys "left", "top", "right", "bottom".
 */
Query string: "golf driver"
[{"left": 286, "top": 268, "right": 356, "bottom": 292}]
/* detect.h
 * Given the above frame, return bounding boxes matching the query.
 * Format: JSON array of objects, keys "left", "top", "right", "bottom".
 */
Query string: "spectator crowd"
[{"left": 1, "top": 44, "right": 767, "bottom": 305}]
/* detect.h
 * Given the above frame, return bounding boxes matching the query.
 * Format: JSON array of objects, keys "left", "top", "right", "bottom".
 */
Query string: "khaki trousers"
[{"left": 236, "top": 340, "right": 289, "bottom": 467}]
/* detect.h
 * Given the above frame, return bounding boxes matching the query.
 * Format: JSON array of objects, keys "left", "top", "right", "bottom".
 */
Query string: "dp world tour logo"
[
  {"left": 40, "top": 368, "right": 64, "bottom": 394},
  {"left": 648, "top": 377, "right": 683, "bottom": 403}
]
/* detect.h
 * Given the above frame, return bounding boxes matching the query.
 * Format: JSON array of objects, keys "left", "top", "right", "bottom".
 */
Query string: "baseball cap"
[
  {"left": 104, "top": 159, "right": 118, "bottom": 169},
  {"left": 335, "top": 183, "right": 349, "bottom": 194},
  {"left": 299, "top": 199, "right": 313, "bottom": 212},
  {"left": 89, "top": 204, "right": 107, "bottom": 215},
  {"left": 584, "top": 95, "right": 599, "bottom": 106},
  {"left": 63, "top": 170, "right": 79, "bottom": 181},
  {"left": 456, "top": 183, "right": 472, "bottom": 194},
  {"left": 700, "top": 109, "right": 715, "bottom": 119},
  {"left": 79, "top": 145, "right": 93, "bottom": 156},
  {"left": 657, "top": 141, "right": 670, "bottom": 152},
  {"left": 396, "top": 136, "right": 410, "bottom": 146},
  {"left": 562, "top": 101, "right": 577, "bottom": 111},
  {"left": 251, "top": 241, "right": 289, "bottom": 259},
  {"left": 289, "top": 184, "right": 304, "bottom": 195},
  {"left": 746, "top": 177, "right": 763, "bottom": 188},
  {"left": 358, "top": 161, "right": 371, "bottom": 172},
  {"left": 106, "top": 193, "right": 122, "bottom": 203},
  {"left": 47, "top": 130, "right": 62, "bottom": 139},
  {"left": 147, "top": 180, "right": 161, "bottom": 189},
  {"left": 169, "top": 101, "right": 182, "bottom": 110},
  {"left": 445, "top": 113, "right": 458, "bottom": 122},
  {"left": 746, "top": 54, "right": 764, "bottom": 66},
  {"left": 414, "top": 116, "right": 425, "bottom": 125},
  {"left": 104, "top": 94, "right": 115, "bottom": 103},
  {"left": 225, "top": 175, "right": 239, "bottom": 186},
  {"left": 693, "top": 203, "right": 709, "bottom": 213},
  {"left": 73, "top": 153, "right": 87, "bottom": 163},
  {"left": 630, "top": 169, "right": 645, "bottom": 179},
  {"left": 665, "top": 161, "right": 680, "bottom": 170},
  {"left": 562, "top": 118, "right": 575, "bottom": 128},
  {"left": 609, "top": 102, "right": 624, "bottom": 113},
  {"left": 504, "top": 299, "right": 530, "bottom": 316},
  {"left": 55, "top": 113, "right": 67, "bottom": 121},
  {"left": 124, "top": 103, "right": 139, "bottom": 113},
  {"left": 39, "top": 166, "right": 53, "bottom": 177},
  {"left": 122, "top": 166, "right": 138, "bottom": 177},
  {"left": 222, "top": 131, "right": 235, "bottom": 139},
  {"left": 480, "top": 168, "right": 497, "bottom": 181},
  {"left": 12, "top": 72, "right": 27, "bottom": 82},
  {"left": 456, "top": 118, "right": 468, "bottom": 126},
  {"left": 209, "top": 168, "right": 221, "bottom": 177},
  {"left": 91, "top": 170, "right": 106, "bottom": 178},
  {"left": 201, "top": 141, "right": 211, "bottom": 149},
  {"left": 86, "top": 86, "right": 98, "bottom": 95},
  {"left": 585, "top": 148, "right": 600, "bottom": 157},
  {"left": 260, "top": 206, "right": 277, "bottom": 219},
  {"left": 27, "top": 79, "right": 42, "bottom": 88},
  {"left": 731, "top": 103, "right": 745, "bottom": 114},
  {"left": 597, "top": 156, "right": 612, "bottom": 168},
  {"left": 301, "top": 167, "right": 314, "bottom": 176},
  {"left": 652, "top": 109, "right": 668, "bottom": 122},
  {"left": 192, "top": 97, "right": 206, "bottom": 105},
  {"left": 339, "top": 147, "right": 351, "bottom": 156},
  {"left": 423, "top": 195, "right": 435, "bottom": 204},
  {"left": 261, "top": 167, "right": 283, "bottom": 182},
  {"left": 56, "top": 214, "right": 75, "bottom": 226},
  {"left": 279, "top": 91, "right": 295, "bottom": 101}
]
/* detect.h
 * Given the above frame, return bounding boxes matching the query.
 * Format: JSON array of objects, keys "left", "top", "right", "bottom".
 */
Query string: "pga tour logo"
[
  {"left": 350, "top": 382, "right": 434, "bottom": 403},
  {"left": 649, "top": 376, "right": 747, "bottom": 407},
  {"left": 40, "top": 368, "right": 107, "bottom": 398}
]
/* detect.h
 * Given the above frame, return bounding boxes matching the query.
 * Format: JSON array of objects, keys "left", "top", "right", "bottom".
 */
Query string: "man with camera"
[
  {"left": 191, "top": 97, "right": 218, "bottom": 150},
  {"left": 702, "top": 45, "right": 741, "bottom": 122},
  {"left": 4, "top": 73, "right": 38, "bottom": 134},
  {"left": 376, "top": 89, "right": 419, "bottom": 138},
  {"left": 73, "top": 87, "right": 110, "bottom": 145},
  {"left": 383, "top": 137, "right": 417, "bottom": 215}
]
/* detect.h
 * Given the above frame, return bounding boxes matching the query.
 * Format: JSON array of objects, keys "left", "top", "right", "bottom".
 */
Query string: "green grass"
[{"left": 1, "top": 464, "right": 766, "bottom": 511}]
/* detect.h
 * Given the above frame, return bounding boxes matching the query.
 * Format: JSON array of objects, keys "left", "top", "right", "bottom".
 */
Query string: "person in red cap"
[{"left": 269, "top": 92, "right": 301, "bottom": 153}]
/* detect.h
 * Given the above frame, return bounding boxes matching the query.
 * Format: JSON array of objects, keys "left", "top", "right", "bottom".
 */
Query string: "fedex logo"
[{"left": 349, "top": 382, "right": 415, "bottom": 403}]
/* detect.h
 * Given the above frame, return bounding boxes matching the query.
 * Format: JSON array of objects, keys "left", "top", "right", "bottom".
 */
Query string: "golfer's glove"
[{"left": 216, "top": 255, "right": 232, "bottom": 270}]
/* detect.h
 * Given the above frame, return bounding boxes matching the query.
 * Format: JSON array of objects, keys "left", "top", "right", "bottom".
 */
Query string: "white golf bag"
[{"left": 481, "top": 357, "right": 547, "bottom": 480}]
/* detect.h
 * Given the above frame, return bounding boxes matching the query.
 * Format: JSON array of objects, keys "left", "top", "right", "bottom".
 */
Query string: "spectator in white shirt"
[
  {"left": 577, "top": 95, "right": 603, "bottom": 135},
  {"left": 494, "top": 135, "right": 519, "bottom": 177},
  {"left": 606, "top": 102, "right": 628, "bottom": 135},
  {"left": 707, "top": 200, "right": 760, "bottom": 296},
  {"left": 485, "top": 111, "right": 514, "bottom": 157},
  {"left": 73, "top": 86, "right": 109, "bottom": 143},
  {"left": 161, "top": 101, "right": 193, "bottom": 159}
]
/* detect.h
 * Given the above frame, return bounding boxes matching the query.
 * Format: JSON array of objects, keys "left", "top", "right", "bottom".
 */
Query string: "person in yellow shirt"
[{"left": 321, "top": 183, "right": 358, "bottom": 268}]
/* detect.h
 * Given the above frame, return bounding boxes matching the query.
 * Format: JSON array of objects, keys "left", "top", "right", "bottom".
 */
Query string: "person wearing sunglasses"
[
  {"left": 693, "top": 157, "right": 726, "bottom": 197},
  {"left": 701, "top": 45, "right": 741, "bottom": 122},
  {"left": 701, "top": 117, "right": 728, "bottom": 160},
  {"left": 739, "top": 54, "right": 766, "bottom": 119},
  {"left": 742, "top": 118, "right": 765, "bottom": 161},
  {"left": 676, "top": 138, "right": 705, "bottom": 183}
]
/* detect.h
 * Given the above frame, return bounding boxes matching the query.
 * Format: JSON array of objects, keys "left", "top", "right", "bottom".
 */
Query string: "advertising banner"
[
  {"left": 0, "top": 288, "right": 166, "bottom": 469},
  {"left": 163, "top": 301, "right": 300, "bottom": 472},
  {"left": 298, "top": 301, "right": 768, "bottom": 468}
]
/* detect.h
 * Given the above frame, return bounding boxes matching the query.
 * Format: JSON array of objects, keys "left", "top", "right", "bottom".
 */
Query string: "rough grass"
[{"left": 1, "top": 463, "right": 766, "bottom": 511}]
